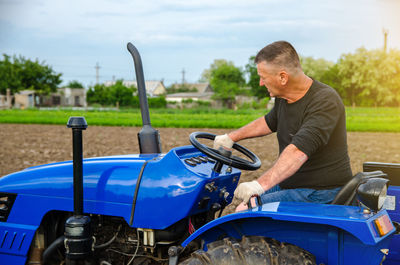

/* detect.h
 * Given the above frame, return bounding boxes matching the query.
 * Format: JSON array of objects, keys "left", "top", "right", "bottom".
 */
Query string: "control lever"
[{"left": 213, "top": 147, "right": 232, "bottom": 173}]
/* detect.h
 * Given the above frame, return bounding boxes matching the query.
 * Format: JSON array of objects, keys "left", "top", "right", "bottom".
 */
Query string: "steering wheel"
[{"left": 189, "top": 132, "right": 261, "bottom": 173}]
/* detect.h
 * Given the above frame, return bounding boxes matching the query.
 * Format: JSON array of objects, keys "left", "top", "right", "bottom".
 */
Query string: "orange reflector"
[{"left": 374, "top": 214, "right": 394, "bottom": 237}]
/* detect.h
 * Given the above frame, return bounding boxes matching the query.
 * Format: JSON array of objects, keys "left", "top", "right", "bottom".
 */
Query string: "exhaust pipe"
[{"left": 127, "top": 42, "right": 162, "bottom": 154}]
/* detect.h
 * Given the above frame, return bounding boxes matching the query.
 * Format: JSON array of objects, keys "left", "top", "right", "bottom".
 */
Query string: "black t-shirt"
[{"left": 264, "top": 80, "right": 352, "bottom": 189}]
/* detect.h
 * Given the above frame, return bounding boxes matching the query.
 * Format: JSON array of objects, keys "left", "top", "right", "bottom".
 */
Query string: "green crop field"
[{"left": 0, "top": 107, "right": 399, "bottom": 132}]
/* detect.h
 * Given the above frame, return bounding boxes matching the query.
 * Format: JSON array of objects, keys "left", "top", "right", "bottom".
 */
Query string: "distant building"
[
  {"left": 104, "top": 80, "right": 166, "bottom": 97},
  {"left": 13, "top": 87, "right": 86, "bottom": 108},
  {"left": 166, "top": 83, "right": 213, "bottom": 102},
  {"left": 55, "top": 87, "right": 86, "bottom": 107},
  {"left": 14, "top": 90, "right": 35, "bottom": 109}
]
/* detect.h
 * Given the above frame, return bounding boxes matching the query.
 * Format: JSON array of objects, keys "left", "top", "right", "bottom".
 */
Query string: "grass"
[
  {"left": 345, "top": 107, "right": 400, "bottom": 132},
  {"left": 0, "top": 108, "right": 265, "bottom": 129},
  {"left": 0, "top": 107, "right": 400, "bottom": 132}
]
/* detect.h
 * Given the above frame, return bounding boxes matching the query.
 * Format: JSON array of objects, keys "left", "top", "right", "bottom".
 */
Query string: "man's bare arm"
[
  {"left": 228, "top": 117, "right": 272, "bottom": 142},
  {"left": 257, "top": 144, "right": 308, "bottom": 191}
]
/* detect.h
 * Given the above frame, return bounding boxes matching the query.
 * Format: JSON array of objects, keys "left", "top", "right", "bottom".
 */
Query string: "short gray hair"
[{"left": 255, "top": 41, "right": 301, "bottom": 71}]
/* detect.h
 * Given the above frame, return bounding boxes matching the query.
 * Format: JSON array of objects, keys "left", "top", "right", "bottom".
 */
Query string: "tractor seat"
[{"left": 331, "top": 170, "right": 387, "bottom": 206}]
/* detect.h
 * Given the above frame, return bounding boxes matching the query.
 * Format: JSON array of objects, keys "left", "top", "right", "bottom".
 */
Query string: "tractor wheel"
[{"left": 179, "top": 236, "right": 316, "bottom": 265}]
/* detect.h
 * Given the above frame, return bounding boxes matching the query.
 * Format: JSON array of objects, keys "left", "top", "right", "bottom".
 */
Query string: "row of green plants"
[{"left": 1, "top": 107, "right": 400, "bottom": 132}]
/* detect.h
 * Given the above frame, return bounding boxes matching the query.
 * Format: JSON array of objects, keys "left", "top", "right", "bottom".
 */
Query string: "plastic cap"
[{"left": 67, "top": 117, "right": 88, "bottom": 129}]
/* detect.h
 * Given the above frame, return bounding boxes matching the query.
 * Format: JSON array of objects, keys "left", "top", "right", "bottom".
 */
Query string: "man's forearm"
[
  {"left": 257, "top": 144, "right": 308, "bottom": 190},
  {"left": 228, "top": 117, "right": 272, "bottom": 142}
]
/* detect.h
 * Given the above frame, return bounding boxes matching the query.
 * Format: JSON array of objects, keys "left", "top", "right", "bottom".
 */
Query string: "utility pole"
[
  {"left": 383, "top": 28, "right": 389, "bottom": 53},
  {"left": 95, "top": 62, "right": 101, "bottom": 84},
  {"left": 181, "top": 68, "right": 186, "bottom": 86}
]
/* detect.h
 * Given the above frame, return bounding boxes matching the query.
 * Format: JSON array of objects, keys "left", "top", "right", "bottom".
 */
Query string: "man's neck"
[{"left": 283, "top": 75, "right": 313, "bottom": 104}]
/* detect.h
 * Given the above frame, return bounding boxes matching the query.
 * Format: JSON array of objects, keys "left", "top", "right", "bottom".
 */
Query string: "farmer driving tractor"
[{"left": 213, "top": 41, "right": 353, "bottom": 211}]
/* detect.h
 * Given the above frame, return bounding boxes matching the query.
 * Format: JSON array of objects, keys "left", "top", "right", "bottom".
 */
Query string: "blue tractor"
[{"left": 0, "top": 43, "right": 399, "bottom": 265}]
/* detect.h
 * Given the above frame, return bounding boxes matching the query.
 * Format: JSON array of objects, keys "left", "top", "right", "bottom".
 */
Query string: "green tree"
[
  {"left": 87, "top": 80, "right": 138, "bottom": 107},
  {"left": 319, "top": 64, "right": 344, "bottom": 100},
  {"left": 67, "top": 80, "right": 84, "bottom": 89},
  {"left": 336, "top": 47, "right": 400, "bottom": 107},
  {"left": 245, "top": 56, "right": 267, "bottom": 99},
  {"left": 109, "top": 80, "right": 137, "bottom": 106},
  {"left": 87, "top": 84, "right": 108, "bottom": 105},
  {"left": 300, "top": 56, "right": 334, "bottom": 81},
  {"left": 0, "top": 54, "right": 62, "bottom": 95},
  {"left": 300, "top": 49, "right": 400, "bottom": 107},
  {"left": 206, "top": 59, "right": 246, "bottom": 108},
  {"left": 380, "top": 49, "right": 400, "bottom": 106},
  {"left": 200, "top": 59, "right": 235, "bottom": 82},
  {"left": 0, "top": 54, "right": 22, "bottom": 95}
]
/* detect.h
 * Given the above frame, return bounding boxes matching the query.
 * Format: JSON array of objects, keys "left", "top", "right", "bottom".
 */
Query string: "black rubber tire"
[{"left": 179, "top": 236, "right": 316, "bottom": 265}]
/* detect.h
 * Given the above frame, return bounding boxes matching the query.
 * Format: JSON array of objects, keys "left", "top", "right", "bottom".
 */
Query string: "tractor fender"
[{"left": 183, "top": 201, "right": 396, "bottom": 248}]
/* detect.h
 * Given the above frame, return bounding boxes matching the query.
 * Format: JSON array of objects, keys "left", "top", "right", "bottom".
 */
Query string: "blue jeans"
[{"left": 259, "top": 185, "right": 341, "bottom": 205}]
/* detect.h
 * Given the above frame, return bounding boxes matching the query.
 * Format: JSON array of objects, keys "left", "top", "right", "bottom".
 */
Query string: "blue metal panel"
[
  {"left": 384, "top": 186, "right": 400, "bottom": 265},
  {"left": 0, "top": 254, "right": 26, "bottom": 265},
  {"left": 184, "top": 202, "right": 395, "bottom": 246},
  {"left": 182, "top": 202, "right": 395, "bottom": 264},
  {"left": 0, "top": 222, "right": 37, "bottom": 264}
]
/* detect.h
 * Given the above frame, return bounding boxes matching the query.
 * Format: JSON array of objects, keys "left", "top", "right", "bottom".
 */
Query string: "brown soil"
[{"left": 1, "top": 124, "right": 399, "bottom": 214}]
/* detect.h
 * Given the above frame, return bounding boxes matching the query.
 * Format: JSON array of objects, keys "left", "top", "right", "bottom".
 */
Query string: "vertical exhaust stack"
[{"left": 127, "top": 42, "right": 162, "bottom": 154}]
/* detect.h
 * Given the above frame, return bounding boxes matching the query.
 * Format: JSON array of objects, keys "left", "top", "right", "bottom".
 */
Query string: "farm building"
[
  {"left": 166, "top": 83, "right": 213, "bottom": 102},
  {"left": 13, "top": 87, "right": 86, "bottom": 108},
  {"left": 104, "top": 80, "right": 166, "bottom": 97},
  {"left": 14, "top": 90, "right": 35, "bottom": 109},
  {"left": 52, "top": 87, "right": 86, "bottom": 107}
]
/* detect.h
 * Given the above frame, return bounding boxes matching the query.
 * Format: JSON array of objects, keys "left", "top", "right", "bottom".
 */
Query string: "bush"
[
  {"left": 148, "top": 96, "right": 167, "bottom": 108},
  {"left": 238, "top": 98, "right": 270, "bottom": 110}
]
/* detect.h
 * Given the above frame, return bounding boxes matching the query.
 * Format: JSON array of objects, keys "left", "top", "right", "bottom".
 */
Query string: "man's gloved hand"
[
  {"left": 234, "top": 180, "right": 264, "bottom": 204},
  {"left": 213, "top": 134, "right": 234, "bottom": 150}
]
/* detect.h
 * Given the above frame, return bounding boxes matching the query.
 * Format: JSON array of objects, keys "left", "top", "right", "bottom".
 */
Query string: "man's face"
[{"left": 256, "top": 61, "right": 282, "bottom": 98}]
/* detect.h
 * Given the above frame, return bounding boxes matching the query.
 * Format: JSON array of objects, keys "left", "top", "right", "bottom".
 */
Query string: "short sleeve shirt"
[{"left": 265, "top": 80, "right": 352, "bottom": 189}]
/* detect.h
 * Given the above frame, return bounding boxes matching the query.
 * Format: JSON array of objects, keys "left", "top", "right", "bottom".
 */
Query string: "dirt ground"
[{"left": 1, "top": 124, "right": 400, "bottom": 214}]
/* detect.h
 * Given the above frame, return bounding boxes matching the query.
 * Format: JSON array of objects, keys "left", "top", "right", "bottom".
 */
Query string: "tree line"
[
  {"left": 207, "top": 47, "right": 400, "bottom": 107},
  {"left": 1, "top": 46, "right": 400, "bottom": 107},
  {"left": 86, "top": 81, "right": 167, "bottom": 108}
]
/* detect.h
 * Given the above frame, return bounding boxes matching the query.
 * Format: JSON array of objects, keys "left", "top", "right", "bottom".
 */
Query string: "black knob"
[{"left": 67, "top": 117, "right": 88, "bottom": 130}]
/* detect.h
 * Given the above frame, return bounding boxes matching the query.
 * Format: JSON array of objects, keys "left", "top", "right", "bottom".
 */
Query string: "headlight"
[{"left": 356, "top": 178, "right": 389, "bottom": 212}]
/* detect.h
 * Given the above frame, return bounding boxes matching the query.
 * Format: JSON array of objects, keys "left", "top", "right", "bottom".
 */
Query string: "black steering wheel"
[{"left": 189, "top": 132, "right": 261, "bottom": 172}]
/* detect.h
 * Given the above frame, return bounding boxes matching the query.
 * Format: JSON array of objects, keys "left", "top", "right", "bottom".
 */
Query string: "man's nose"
[{"left": 259, "top": 78, "right": 264, "bottom": 86}]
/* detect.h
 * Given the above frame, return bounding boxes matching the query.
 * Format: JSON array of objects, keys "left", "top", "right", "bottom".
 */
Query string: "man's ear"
[{"left": 279, "top": 71, "right": 289, "bottom": 85}]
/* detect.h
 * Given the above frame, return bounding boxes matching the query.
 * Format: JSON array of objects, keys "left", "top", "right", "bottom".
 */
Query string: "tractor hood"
[
  {"left": 0, "top": 145, "right": 240, "bottom": 229},
  {"left": 0, "top": 153, "right": 155, "bottom": 201}
]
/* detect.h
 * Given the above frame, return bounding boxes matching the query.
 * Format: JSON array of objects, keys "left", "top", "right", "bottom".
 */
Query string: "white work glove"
[
  {"left": 213, "top": 134, "right": 234, "bottom": 150},
  {"left": 234, "top": 180, "right": 264, "bottom": 204}
]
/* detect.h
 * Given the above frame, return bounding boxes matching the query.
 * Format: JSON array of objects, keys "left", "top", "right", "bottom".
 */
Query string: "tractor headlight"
[{"left": 357, "top": 178, "right": 389, "bottom": 212}]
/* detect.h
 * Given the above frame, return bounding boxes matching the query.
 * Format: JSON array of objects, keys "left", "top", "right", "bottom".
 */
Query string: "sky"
[{"left": 0, "top": 0, "right": 399, "bottom": 88}]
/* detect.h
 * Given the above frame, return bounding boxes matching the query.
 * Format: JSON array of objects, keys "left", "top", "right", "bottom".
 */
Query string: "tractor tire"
[{"left": 179, "top": 236, "right": 316, "bottom": 265}]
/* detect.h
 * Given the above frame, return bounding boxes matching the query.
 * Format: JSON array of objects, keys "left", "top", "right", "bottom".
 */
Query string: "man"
[{"left": 214, "top": 41, "right": 352, "bottom": 211}]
